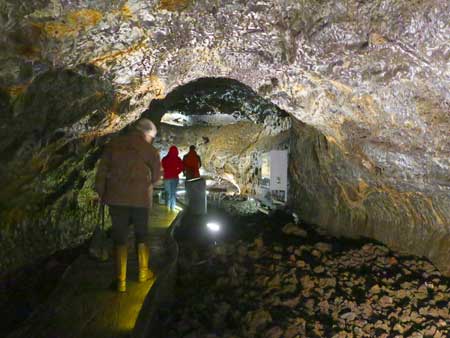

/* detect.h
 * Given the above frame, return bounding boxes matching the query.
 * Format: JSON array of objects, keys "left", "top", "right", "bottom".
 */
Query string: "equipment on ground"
[{"left": 185, "top": 177, "right": 207, "bottom": 215}]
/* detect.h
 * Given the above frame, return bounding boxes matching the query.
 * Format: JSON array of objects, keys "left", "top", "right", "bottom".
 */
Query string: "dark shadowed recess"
[{"left": 144, "top": 77, "right": 289, "bottom": 124}]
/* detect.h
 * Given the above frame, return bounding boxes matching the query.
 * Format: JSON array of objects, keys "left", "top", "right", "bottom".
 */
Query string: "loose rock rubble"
[{"left": 162, "top": 214, "right": 450, "bottom": 337}]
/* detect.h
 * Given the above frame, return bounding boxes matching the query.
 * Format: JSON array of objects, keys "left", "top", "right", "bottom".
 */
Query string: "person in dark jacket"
[
  {"left": 161, "top": 146, "right": 183, "bottom": 211},
  {"left": 183, "top": 145, "right": 202, "bottom": 180},
  {"left": 95, "top": 118, "right": 161, "bottom": 292}
]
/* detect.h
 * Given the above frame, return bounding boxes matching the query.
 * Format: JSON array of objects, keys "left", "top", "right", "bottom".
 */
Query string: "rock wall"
[
  {"left": 0, "top": 68, "right": 114, "bottom": 273},
  {"left": 0, "top": 0, "right": 449, "bottom": 274},
  {"left": 289, "top": 119, "right": 450, "bottom": 275}
]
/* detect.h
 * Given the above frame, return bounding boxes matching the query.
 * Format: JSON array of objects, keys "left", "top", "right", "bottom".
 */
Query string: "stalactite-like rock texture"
[{"left": 0, "top": 0, "right": 448, "bottom": 274}]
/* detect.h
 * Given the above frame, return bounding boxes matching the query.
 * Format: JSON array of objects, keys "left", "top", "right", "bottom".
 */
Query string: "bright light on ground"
[{"left": 206, "top": 222, "right": 221, "bottom": 232}]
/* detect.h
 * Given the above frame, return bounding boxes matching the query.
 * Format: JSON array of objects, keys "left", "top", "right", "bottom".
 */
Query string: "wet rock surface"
[{"left": 161, "top": 212, "right": 450, "bottom": 337}]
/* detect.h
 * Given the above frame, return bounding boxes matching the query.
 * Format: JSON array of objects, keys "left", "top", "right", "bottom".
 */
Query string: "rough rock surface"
[
  {"left": 0, "top": 0, "right": 449, "bottom": 273},
  {"left": 163, "top": 213, "right": 450, "bottom": 337}
]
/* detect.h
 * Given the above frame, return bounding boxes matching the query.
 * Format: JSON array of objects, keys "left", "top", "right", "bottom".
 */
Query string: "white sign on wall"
[
  {"left": 257, "top": 150, "right": 288, "bottom": 203},
  {"left": 269, "top": 150, "right": 288, "bottom": 192}
]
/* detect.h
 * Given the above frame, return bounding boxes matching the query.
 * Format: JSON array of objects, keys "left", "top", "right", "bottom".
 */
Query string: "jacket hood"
[{"left": 168, "top": 146, "right": 179, "bottom": 156}]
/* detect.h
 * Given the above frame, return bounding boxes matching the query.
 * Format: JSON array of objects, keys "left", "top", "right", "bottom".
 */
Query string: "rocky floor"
[{"left": 161, "top": 211, "right": 450, "bottom": 338}]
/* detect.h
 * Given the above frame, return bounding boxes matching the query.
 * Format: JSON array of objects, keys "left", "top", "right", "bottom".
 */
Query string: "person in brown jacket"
[{"left": 95, "top": 118, "right": 161, "bottom": 292}]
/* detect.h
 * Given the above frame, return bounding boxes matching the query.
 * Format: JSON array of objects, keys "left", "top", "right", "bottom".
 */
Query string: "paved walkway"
[{"left": 9, "top": 204, "right": 179, "bottom": 338}]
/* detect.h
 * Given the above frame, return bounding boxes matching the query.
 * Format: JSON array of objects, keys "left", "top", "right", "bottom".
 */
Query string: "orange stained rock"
[
  {"left": 354, "top": 94, "right": 380, "bottom": 116},
  {"left": 134, "top": 75, "right": 166, "bottom": 99},
  {"left": 120, "top": 5, "right": 134, "bottom": 19},
  {"left": 4, "top": 84, "right": 29, "bottom": 97},
  {"left": 369, "top": 32, "right": 388, "bottom": 46},
  {"left": 67, "top": 9, "right": 103, "bottom": 28},
  {"left": 357, "top": 180, "right": 370, "bottom": 194},
  {"left": 90, "top": 40, "right": 148, "bottom": 66},
  {"left": 17, "top": 44, "right": 41, "bottom": 59},
  {"left": 32, "top": 21, "right": 77, "bottom": 39},
  {"left": 159, "top": 0, "right": 192, "bottom": 11},
  {"left": 32, "top": 9, "right": 103, "bottom": 40}
]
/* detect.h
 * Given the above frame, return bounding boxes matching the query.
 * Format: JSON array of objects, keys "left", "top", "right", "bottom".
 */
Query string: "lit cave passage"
[{"left": 0, "top": 0, "right": 449, "bottom": 337}]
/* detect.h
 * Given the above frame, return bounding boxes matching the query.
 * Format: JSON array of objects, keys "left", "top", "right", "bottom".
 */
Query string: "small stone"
[
  {"left": 434, "top": 330, "right": 444, "bottom": 338},
  {"left": 423, "top": 326, "right": 437, "bottom": 336},
  {"left": 312, "top": 249, "right": 322, "bottom": 257},
  {"left": 369, "top": 284, "right": 381, "bottom": 294},
  {"left": 318, "top": 300, "right": 330, "bottom": 314},
  {"left": 296, "top": 260, "right": 307, "bottom": 268},
  {"left": 314, "top": 242, "right": 333, "bottom": 253},
  {"left": 244, "top": 309, "right": 272, "bottom": 334},
  {"left": 282, "top": 223, "right": 307, "bottom": 237},
  {"left": 393, "top": 323, "right": 405, "bottom": 333},
  {"left": 437, "top": 319, "right": 447, "bottom": 327},
  {"left": 379, "top": 296, "right": 393, "bottom": 307},
  {"left": 388, "top": 256, "right": 398, "bottom": 265},
  {"left": 313, "top": 265, "right": 325, "bottom": 273},
  {"left": 340, "top": 311, "right": 356, "bottom": 321},
  {"left": 264, "top": 326, "right": 283, "bottom": 338},
  {"left": 281, "top": 296, "right": 300, "bottom": 308}
]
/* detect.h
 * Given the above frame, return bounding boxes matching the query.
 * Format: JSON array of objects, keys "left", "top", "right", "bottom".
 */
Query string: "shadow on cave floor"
[{"left": 0, "top": 243, "right": 86, "bottom": 336}]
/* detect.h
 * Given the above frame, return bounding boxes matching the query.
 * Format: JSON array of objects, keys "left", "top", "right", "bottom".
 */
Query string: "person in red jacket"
[
  {"left": 183, "top": 145, "right": 202, "bottom": 180},
  {"left": 161, "top": 146, "right": 184, "bottom": 210}
]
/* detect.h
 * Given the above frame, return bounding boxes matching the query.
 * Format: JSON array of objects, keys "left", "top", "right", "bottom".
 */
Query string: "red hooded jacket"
[
  {"left": 162, "top": 146, "right": 184, "bottom": 179},
  {"left": 183, "top": 149, "right": 201, "bottom": 179}
]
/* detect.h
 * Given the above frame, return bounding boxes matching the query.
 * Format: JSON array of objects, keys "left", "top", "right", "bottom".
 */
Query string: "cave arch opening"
[{"left": 143, "top": 77, "right": 293, "bottom": 200}]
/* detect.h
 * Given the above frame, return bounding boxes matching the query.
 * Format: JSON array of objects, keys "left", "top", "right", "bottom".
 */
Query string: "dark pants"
[{"left": 109, "top": 205, "right": 149, "bottom": 245}]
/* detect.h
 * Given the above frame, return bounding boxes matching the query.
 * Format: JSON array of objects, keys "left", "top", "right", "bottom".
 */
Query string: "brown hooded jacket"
[{"left": 95, "top": 130, "right": 161, "bottom": 208}]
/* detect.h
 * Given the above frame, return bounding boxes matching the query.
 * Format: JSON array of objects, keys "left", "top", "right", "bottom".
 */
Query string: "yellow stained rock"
[
  {"left": 369, "top": 32, "right": 387, "bottom": 46},
  {"left": 120, "top": 5, "right": 134, "bottom": 19},
  {"left": 33, "top": 9, "right": 103, "bottom": 39},
  {"left": 4, "top": 84, "right": 29, "bottom": 97},
  {"left": 67, "top": 9, "right": 103, "bottom": 28},
  {"left": 90, "top": 40, "right": 147, "bottom": 66},
  {"left": 159, "top": 0, "right": 191, "bottom": 11},
  {"left": 134, "top": 75, "right": 166, "bottom": 99},
  {"left": 33, "top": 21, "right": 77, "bottom": 39}
]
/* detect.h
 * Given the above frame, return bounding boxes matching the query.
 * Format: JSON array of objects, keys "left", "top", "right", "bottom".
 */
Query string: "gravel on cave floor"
[{"left": 160, "top": 210, "right": 450, "bottom": 338}]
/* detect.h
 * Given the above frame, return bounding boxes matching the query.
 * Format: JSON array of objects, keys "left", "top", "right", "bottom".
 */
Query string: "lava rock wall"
[
  {"left": 0, "top": 0, "right": 449, "bottom": 274},
  {"left": 289, "top": 119, "right": 450, "bottom": 276}
]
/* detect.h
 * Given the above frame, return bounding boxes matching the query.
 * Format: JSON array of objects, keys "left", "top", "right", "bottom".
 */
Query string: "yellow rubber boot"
[
  {"left": 137, "top": 243, "right": 154, "bottom": 282},
  {"left": 115, "top": 245, "right": 128, "bottom": 292}
]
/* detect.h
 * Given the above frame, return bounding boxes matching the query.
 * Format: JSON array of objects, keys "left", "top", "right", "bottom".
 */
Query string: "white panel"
[{"left": 269, "top": 150, "right": 288, "bottom": 191}]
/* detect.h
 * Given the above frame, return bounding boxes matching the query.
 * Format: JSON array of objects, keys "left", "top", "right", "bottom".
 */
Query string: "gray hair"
[{"left": 134, "top": 118, "right": 157, "bottom": 137}]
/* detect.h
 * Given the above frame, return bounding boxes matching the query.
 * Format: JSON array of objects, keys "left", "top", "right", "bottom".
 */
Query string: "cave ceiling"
[
  {"left": 0, "top": 0, "right": 449, "bottom": 273},
  {"left": 1, "top": 0, "right": 448, "bottom": 196}
]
